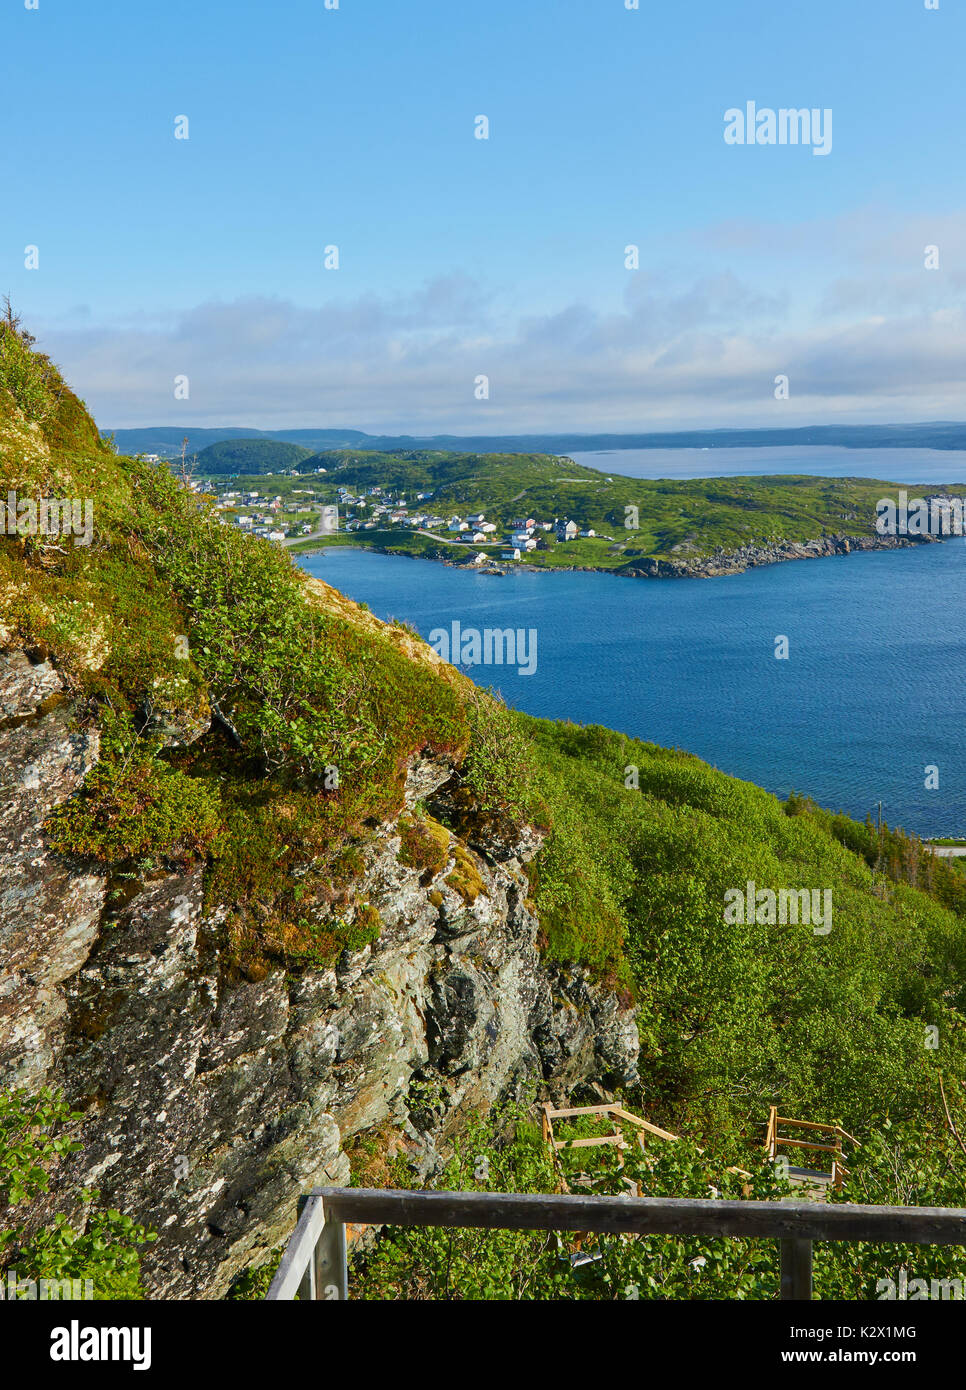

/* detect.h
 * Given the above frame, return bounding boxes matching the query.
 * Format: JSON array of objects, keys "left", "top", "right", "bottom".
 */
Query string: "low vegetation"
[
  {"left": 283, "top": 446, "right": 957, "bottom": 567},
  {"left": 0, "top": 1088, "right": 154, "bottom": 1299},
  {"left": 5, "top": 322, "right": 966, "bottom": 1301}
]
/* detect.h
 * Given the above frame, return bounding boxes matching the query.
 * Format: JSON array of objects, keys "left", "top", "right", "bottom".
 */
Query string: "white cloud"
[{"left": 32, "top": 251, "right": 966, "bottom": 432}]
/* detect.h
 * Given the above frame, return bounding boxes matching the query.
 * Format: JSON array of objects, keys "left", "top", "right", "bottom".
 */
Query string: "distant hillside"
[
  {"left": 193, "top": 438, "right": 315, "bottom": 473},
  {"left": 104, "top": 426, "right": 366, "bottom": 461},
  {"left": 306, "top": 447, "right": 601, "bottom": 496},
  {"left": 103, "top": 420, "right": 966, "bottom": 462}
]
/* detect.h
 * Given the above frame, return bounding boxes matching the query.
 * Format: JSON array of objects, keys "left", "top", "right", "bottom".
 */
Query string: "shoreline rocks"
[
  {"left": 300, "top": 532, "right": 939, "bottom": 581},
  {"left": 621, "top": 532, "right": 936, "bottom": 580}
]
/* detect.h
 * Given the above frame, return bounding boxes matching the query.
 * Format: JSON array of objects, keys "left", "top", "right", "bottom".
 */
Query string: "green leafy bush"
[
  {"left": 0, "top": 307, "right": 62, "bottom": 424},
  {"left": 45, "top": 710, "right": 221, "bottom": 863},
  {"left": 0, "top": 1087, "right": 154, "bottom": 1300}
]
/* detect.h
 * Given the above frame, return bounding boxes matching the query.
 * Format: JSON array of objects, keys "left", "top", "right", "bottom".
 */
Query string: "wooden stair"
[{"left": 765, "top": 1105, "right": 860, "bottom": 1197}]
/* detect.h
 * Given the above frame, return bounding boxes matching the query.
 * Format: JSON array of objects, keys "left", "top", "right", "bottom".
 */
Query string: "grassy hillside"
[
  {"left": 4, "top": 322, "right": 966, "bottom": 1296},
  {"left": 286, "top": 448, "right": 963, "bottom": 567}
]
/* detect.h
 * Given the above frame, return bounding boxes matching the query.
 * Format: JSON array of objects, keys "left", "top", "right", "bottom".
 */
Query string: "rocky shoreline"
[
  {"left": 296, "top": 531, "right": 939, "bottom": 580},
  {"left": 619, "top": 531, "right": 937, "bottom": 579}
]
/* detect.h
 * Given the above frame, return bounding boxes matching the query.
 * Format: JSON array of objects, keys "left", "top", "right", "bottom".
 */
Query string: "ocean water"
[
  {"left": 569, "top": 445, "right": 966, "bottom": 485},
  {"left": 298, "top": 538, "right": 966, "bottom": 839}
]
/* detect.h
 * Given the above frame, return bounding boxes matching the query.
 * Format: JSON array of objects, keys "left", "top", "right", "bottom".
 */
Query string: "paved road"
[
  {"left": 282, "top": 526, "right": 338, "bottom": 548},
  {"left": 282, "top": 526, "right": 506, "bottom": 551}
]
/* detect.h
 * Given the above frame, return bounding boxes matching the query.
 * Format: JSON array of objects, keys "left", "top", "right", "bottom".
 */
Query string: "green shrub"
[
  {"left": 0, "top": 308, "right": 62, "bottom": 424},
  {"left": 45, "top": 710, "right": 221, "bottom": 863},
  {"left": 0, "top": 1087, "right": 154, "bottom": 1300}
]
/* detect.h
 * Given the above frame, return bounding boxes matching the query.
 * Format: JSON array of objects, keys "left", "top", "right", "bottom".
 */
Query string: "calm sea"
[
  {"left": 298, "top": 450, "right": 966, "bottom": 838},
  {"left": 569, "top": 445, "right": 966, "bottom": 484}
]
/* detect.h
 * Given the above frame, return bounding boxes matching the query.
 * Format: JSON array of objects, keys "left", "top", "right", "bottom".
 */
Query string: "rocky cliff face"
[
  {"left": 0, "top": 648, "right": 638, "bottom": 1298},
  {"left": 622, "top": 531, "right": 933, "bottom": 579}
]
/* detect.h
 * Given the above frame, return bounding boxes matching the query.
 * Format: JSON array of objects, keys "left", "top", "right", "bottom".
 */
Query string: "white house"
[
  {"left": 502, "top": 548, "right": 521, "bottom": 561},
  {"left": 580, "top": 528, "right": 596, "bottom": 538},
  {"left": 557, "top": 520, "right": 579, "bottom": 540}
]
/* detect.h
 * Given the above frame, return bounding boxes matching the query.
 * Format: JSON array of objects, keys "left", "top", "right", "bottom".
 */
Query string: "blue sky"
[{"left": 3, "top": 0, "right": 965, "bottom": 431}]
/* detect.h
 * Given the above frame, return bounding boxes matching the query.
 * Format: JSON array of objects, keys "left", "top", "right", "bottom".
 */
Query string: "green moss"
[
  {"left": 445, "top": 844, "right": 485, "bottom": 904},
  {"left": 44, "top": 711, "right": 220, "bottom": 864},
  {"left": 398, "top": 814, "right": 450, "bottom": 877}
]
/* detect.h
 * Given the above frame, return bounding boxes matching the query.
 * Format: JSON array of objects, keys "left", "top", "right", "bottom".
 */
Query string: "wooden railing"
[
  {"left": 265, "top": 1186, "right": 966, "bottom": 1302},
  {"left": 765, "top": 1106, "right": 860, "bottom": 1191},
  {"left": 541, "top": 1101, "right": 679, "bottom": 1165},
  {"left": 541, "top": 1101, "right": 751, "bottom": 1189}
]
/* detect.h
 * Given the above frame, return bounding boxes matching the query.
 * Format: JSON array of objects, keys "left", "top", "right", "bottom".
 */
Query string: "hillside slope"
[
  {"left": 3, "top": 322, "right": 966, "bottom": 1298},
  {"left": 191, "top": 438, "right": 315, "bottom": 473},
  {"left": 285, "top": 448, "right": 955, "bottom": 575}
]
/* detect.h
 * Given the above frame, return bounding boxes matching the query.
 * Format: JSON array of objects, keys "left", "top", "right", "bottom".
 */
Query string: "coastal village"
[{"left": 177, "top": 465, "right": 611, "bottom": 563}]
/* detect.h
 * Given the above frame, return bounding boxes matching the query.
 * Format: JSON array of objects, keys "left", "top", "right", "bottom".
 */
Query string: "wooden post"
[
  {"left": 780, "top": 1238, "right": 813, "bottom": 1300},
  {"left": 765, "top": 1106, "right": 778, "bottom": 1161},
  {"left": 835, "top": 1126, "right": 844, "bottom": 1191},
  {"left": 295, "top": 1195, "right": 316, "bottom": 1301},
  {"left": 313, "top": 1205, "right": 349, "bottom": 1301}
]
